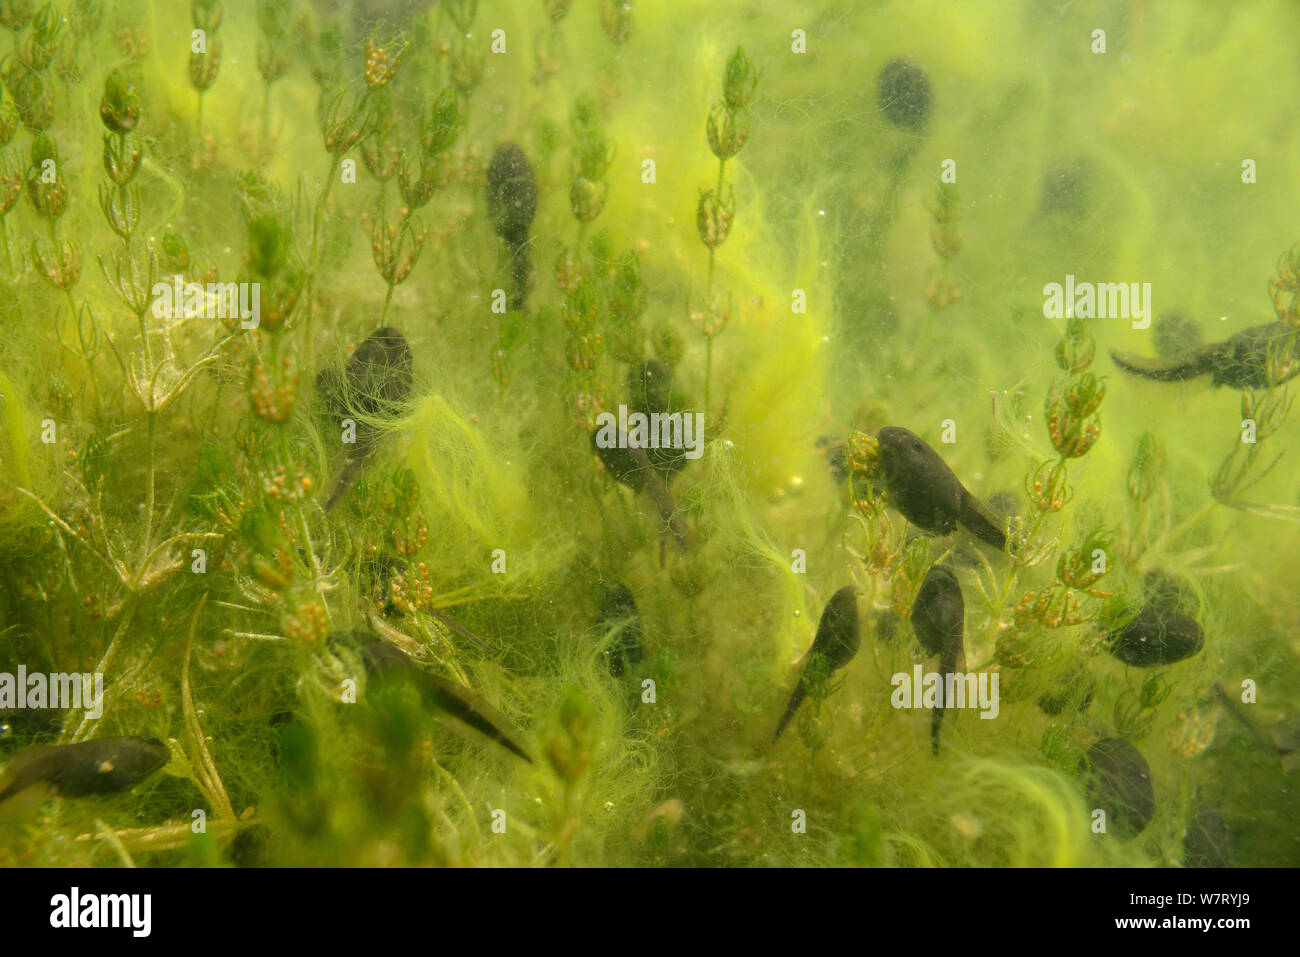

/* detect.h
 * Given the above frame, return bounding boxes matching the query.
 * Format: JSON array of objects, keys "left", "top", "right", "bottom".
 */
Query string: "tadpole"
[
  {"left": 486, "top": 142, "right": 538, "bottom": 312},
  {"left": 876, "top": 427, "right": 1007, "bottom": 551},
  {"left": 877, "top": 58, "right": 932, "bottom": 133},
  {"left": 1105, "top": 604, "right": 1204, "bottom": 667},
  {"left": 0, "top": 736, "right": 170, "bottom": 804},
  {"left": 1080, "top": 737, "right": 1155, "bottom": 840},
  {"left": 910, "top": 565, "right": 965, "bottom": 755},
  {"left": 317, "top": 327, "right": 413, "bottom": 510},
  {"left": 597, "top": 584, "right": 645, "bottom": 678},
  {"left": 772, "top": 586, "right": 860, "bottom": 744},
  {"left": 592, "top": 429, "right": 693, "bottom": 552},
  {"left": 1111, "top": 321, "right": 1300, "bottom": 389}
]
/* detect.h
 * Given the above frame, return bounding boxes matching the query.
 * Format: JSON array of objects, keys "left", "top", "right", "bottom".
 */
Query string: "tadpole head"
[
  {"left": 876, "top": 426, "right": 930, "bottom": 481},
  {"left": 486, "top": 142, "right": 538, "bottom": 247},
  {"left": 877, "top": 58, "right": 931, "bottom": 133},
  {"left": 344, "top": 326, "right": 413, "bottom": 420},
  {"left": 811, "top": 585, "right": 860, "bottom": 671},
  {"left": 591, "top": 429, "right": 648, "bottom": 492},
  {"left": 911, "top": 565, "right": 964, "bottom": 657}
]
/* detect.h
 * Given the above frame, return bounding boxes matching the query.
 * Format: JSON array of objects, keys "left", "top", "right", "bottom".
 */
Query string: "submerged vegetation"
[{"left": 0, "top": 0, "right": 1298, "bottom": 868}]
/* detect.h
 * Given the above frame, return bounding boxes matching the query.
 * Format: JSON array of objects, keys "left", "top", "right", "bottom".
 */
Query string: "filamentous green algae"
[{"left": 0, "top": 0, "right": 1296, "bottom": 869}]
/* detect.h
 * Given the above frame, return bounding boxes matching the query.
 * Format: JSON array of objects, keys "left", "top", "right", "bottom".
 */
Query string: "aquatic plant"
[{"left": 0, "top": 0, "right": 1296, "bottom": 871}]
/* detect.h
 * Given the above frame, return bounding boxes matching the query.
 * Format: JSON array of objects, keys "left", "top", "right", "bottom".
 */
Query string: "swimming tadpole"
[
  {"left": 1110, "top": 321, "right": 1300, "bottom": 389},
  {"left": 597, "top": 584, "right": 645, "bottom": 679},
  {"left": 876, "top": 427, "right": 1007, "bottom": 551},
  {"left": 0, "top": 736, "right": 169, "bottom": 805},
  {"left": 1080, "top": 737, "right": 1155, "bottom": 840},
  {"left": 772, "top": 586, "right": 860, "bottom": 744},
  {"left": 591, "top": 428, "right": 693, "bottom": 552},
  {"left": 317, "top": 327, "right": 414, "bottom": 511},
  {"left": 334, "top": 630, "right": 534, "bottom": 764},
  {"left": 876, "top": 58, "right": 932, "bottom": 134},
  {"left": 910, "top": 566, "right": 966, "bottom": 755},
  {"left": 1105, "top": 604, "right": 1204, "bottom": 667},
  {"left": 486, "top": 142, "right": 538, "bottom": 312}
]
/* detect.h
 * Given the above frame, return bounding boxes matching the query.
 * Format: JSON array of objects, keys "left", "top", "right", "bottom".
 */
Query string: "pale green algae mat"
[{"left": 0, "top": 0, "right": 1296, "bottom": 867}]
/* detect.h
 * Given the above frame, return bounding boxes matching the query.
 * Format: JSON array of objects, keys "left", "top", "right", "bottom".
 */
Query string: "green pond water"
[{"left": 0, "top": 0, "right": 1297, "bottom": 867}]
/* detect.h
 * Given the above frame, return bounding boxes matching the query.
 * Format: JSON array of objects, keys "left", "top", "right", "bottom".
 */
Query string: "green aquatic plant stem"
[
  {"left": 380, "top": 275, "right": 395, "bottom": 326},
  {"left": 17, "top": 487, "right": 125, "bottom": 583},
  {"left": 310, "top": 153, "right": 341, "bottom": 273},
  {"left": 704, "top": 335, "right": 713, "bottom": 417},
  {"left": 183, "top": 593, "right": 236, "bottom": 820},
  {"left": 143, "top": 408, "right": 156, "bottom": 568},
  {"left": 308, "top": 88, "right": 376, "bottom": 325},
  {"left": 257, "top": 331, "right": 324, "bottom": 584},
  {"left": 67, "top": 601, "right": 138, "bottom": 744},
  {"left": 94, "top": 818, "right": 137, "bottom": 868},
  {"left": 430, "top": 758, "right": 480, "bottom": 841},
  {"left": 703, "top": 158, "right": 728, "bottom": 416}
]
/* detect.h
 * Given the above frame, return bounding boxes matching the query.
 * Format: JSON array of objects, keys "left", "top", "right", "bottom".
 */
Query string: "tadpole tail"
[
  {"left": 427, "top": 609, "right": 491, "bottom": 654},
  {"left": 932, "top": 644, "right": 963, "bottom": 756},
  {"left": 958, "top": 490, "right": 1008, "bottom": 551},
  {"left": 509, "top": 241, "right": 531, "bottom": 312},
  {"left": 326, "top": 447, "right": 375, "bottom": 511},
  {"left": 773, "top": 683, "right": 807, "bottom": 744},
  {"left": 1109, "top": 348, "right": 1214, "bottom": 382},
  {"left": 427, "top": 675, "right": 534, "bottom": 764},
  {"left": 644, "top": 472, "right": 693, "bottom": 551}
]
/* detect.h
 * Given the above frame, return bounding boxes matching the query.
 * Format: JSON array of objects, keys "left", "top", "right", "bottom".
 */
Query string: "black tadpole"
[
  {"left": 1105, "top": 604, "right": 1204, "bottom": 667},
  {"left": 597, "top": 584, "right": 645, "bottom": 678},
  {"left": 318, "top": 327, "right": 413, "bottom": 511},
  {"left": 592, "top": 429, "right": 693, "bottom": 551},
  {"left": 772, "top": 586, "right": 860, "bottom": 744},
  {"left": 0, "top": 736, "right": 169, "bottom": 803},
  {"left": 335, "top": 630, "right": 533, "bottom": 764},
  {"left": 877, "top": 58, "right": 931, "bottom": 134},
  {"left": 486, "top": 142, "right": 538, "bottom": 312},
  {"left": 910, "top": 566, "right": 965, "bottom": 755},
  {"left": 1111, "top": 321, "right": 1300, "bottom": 389},
  {"left": 876, "top": 427, "right": 1007, "bottom": 551},
  {"left": 1080, "top": 737, "right": 1155, "bottom": 840}
]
